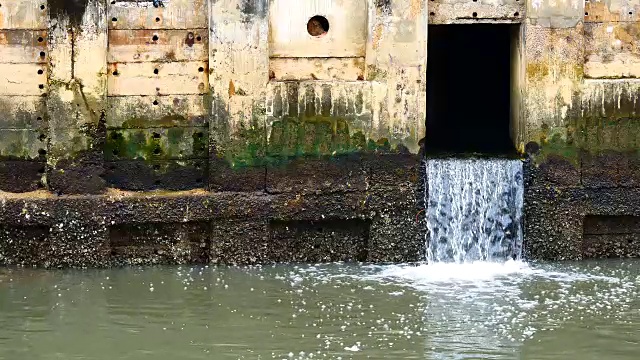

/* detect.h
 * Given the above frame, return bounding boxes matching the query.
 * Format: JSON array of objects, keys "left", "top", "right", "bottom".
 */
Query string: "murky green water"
[{"left": 0, "top": 260, "right": 638, "bottom": 360}]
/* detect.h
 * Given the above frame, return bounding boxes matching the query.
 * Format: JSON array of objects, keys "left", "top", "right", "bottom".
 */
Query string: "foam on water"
[
  {"left": 371, "top": 260, "right": 622, "bottom": 289},
  {"left": 377, "top": 260, "right": 533, "bottom": 283}
]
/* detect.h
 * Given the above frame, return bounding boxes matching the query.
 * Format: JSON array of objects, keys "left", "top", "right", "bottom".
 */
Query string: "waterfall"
[{"left": 425, "top": 158, "right": 524, "bottom": 263}]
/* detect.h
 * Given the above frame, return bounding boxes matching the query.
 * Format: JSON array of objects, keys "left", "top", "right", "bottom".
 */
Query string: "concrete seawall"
[{"left": 0, "top": 0, "right": 638, "bottom": 267}]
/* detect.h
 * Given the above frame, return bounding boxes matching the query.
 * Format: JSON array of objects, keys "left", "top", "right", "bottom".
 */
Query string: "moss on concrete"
[
  {"left": 263, "top": 115, "right": 395, "bottom": 166},
  {"left": 121, "top": 115, "right": 189, "bottom": 128},
  {"left": 104, "top": 127, "right": 208, "bottom": 162},
  {"left": 531, "top": 110, "right": 640, "bottom": 173}
]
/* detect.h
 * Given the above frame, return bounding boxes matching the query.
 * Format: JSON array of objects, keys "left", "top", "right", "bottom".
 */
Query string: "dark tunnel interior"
[{"left": 425, "top": 24, "right": 517, "bottom": 156}]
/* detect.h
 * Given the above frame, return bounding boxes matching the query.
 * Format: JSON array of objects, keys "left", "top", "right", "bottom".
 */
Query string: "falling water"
[{"left": 425, "top": 158, "right": 524, "bottom": 263}]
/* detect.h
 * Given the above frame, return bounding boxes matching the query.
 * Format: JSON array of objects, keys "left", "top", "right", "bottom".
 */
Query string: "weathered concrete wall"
[
  {"left": 0, "top": 0, "right": 426, "bottom": 267},
  {"left": 1, "top": 0, "right": 639, "bottom": 266},
  {"left": 523, "top": 0, "right": 640, "bottom": 260}
]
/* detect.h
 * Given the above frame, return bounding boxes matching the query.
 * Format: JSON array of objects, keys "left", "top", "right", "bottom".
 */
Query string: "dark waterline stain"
[
  {"left": 239, "top": 0, "right": 267, "bottom": 21},
  {"left": 375, "top": 0, "right": 392, "bottom": 15},
  {"left": 48, "top": 0, "right": 88, "bottom": 26}
]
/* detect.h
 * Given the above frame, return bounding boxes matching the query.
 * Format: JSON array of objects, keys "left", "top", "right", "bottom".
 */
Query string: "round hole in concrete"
[
  {"left": 38, "top": 148, "right": 47, "bottom": 156},
  {"left": 39, "top": 51, "right": 45, "bottom": 57},
  {"left": 196, "top": 35, "right": 202, "bottom": 41},
  {"left": 155, "top": 17, "right": 161, "bottom": 22},
  {"left": 40, "top": 4, "right": 45, "bottom": 10},
  {"left": 198, "top": 67, "right": 204, "bottom": 72},
  {"left": 38, "top": 69, "right": 44, "bottom": 75},
  {"left": 38, "top": 37, "right": 44, "bottom": 42},
  {"left": 472, "top": 12, "right": 477, "bottom": 17},
  {"left": 112, "top": 17, "right": 117, "bottom": 22},
  {"left": 585, "top": 12, "right": 588, "bottom": 16},
  {"left": 307, "top": 15, "right": 329, "bottom": 37},
  {"left": 152, "top": 132, "right": 161, "bottom": 139},
  {"left": 153, "top": 100, "right": 159, "bottom": 106},
  {"left": 514, "top": 12, "right": 519, "bottom": 16},
  {"left": 153, "top": 68, "right": 159, "bottom": 75},
  {"left": 153, "top": 147, "right": 162, "bottom": 155},
  {"left": 38, "top": 84, "right": 44, "bottom": 89},
  {"left": 430, "top": 12, "right": 434, "bottom": 16},
  {"left": 113, "top": 70, "right": 119, "bottom": 76},
  {"left": 152, "top": 34, "right": 159, "bottom": 41}
]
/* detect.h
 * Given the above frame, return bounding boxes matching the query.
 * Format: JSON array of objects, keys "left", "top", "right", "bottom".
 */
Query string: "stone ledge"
[{"left": 0, "top": 187, "right": 423, "bottom": 267}]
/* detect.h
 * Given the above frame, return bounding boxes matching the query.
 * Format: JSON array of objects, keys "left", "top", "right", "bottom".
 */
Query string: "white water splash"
[{"left": 426, "top": 158, "right": 524, "bottom": 263}]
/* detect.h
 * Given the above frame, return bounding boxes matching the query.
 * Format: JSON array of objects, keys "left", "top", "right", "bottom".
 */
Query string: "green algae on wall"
[
  {"left": 266, "top": 115, "right": 393, "bottom": 162},
  {"left": 530, "top": 80, "right": 640, "bottom": 168},
  {"left": 105, "top": 127, "right": 208, "bottom": 161}
]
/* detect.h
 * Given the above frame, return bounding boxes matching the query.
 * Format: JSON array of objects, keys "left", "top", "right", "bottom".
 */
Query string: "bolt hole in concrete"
[
  {"left": 154, "top": 68, "right": 159, "bottom": 75},
  {"left": 307, "top": 15, "right": 329, "bottom": 37},
  {"left": 152, "top": 132, "right": 161, "bottom": 139},
  {"left": 39, "top": 51, "right": 45, "bottom": 57},
  {"left": 198, "top": 67, "right": 204, "bottom": 72},
  {"left": 153, "top": 100, "right": 159, "bottom": 106},
  {"left": 152, "top": 34, "right": 159, "bottom": 41},
  {"left": 112, "top": 17, "right": 117, "bottom": 22},
  {"left": 40, "top": 4, "right": 45, "bottom": 10},
  {"left": 37, "top": 69, "right": 44, "bottom": 75},
  {"left": 155, "top": 17, "right": 161, "bottom": 22},
  {"left": 426, "top": 24, "right": 519, "bottom": 155}
]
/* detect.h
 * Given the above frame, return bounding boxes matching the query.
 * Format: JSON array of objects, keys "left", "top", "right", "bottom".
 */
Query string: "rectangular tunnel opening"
[{"left": 425, "top": 24, "right": 520, "bottom": 156}]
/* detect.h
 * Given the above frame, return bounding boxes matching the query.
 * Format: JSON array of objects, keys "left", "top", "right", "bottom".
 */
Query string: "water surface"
[{"left": 0, "top": 260, "right": 638, "bottom": 359}]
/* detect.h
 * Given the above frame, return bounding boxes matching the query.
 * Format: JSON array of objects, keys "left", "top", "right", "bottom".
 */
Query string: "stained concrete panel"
[
  {"left": 584, "top": 22, "right": 640, "bottom": 78},
  {"left": 268, "top": 0, "right": 368, "bottom": 58}
]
